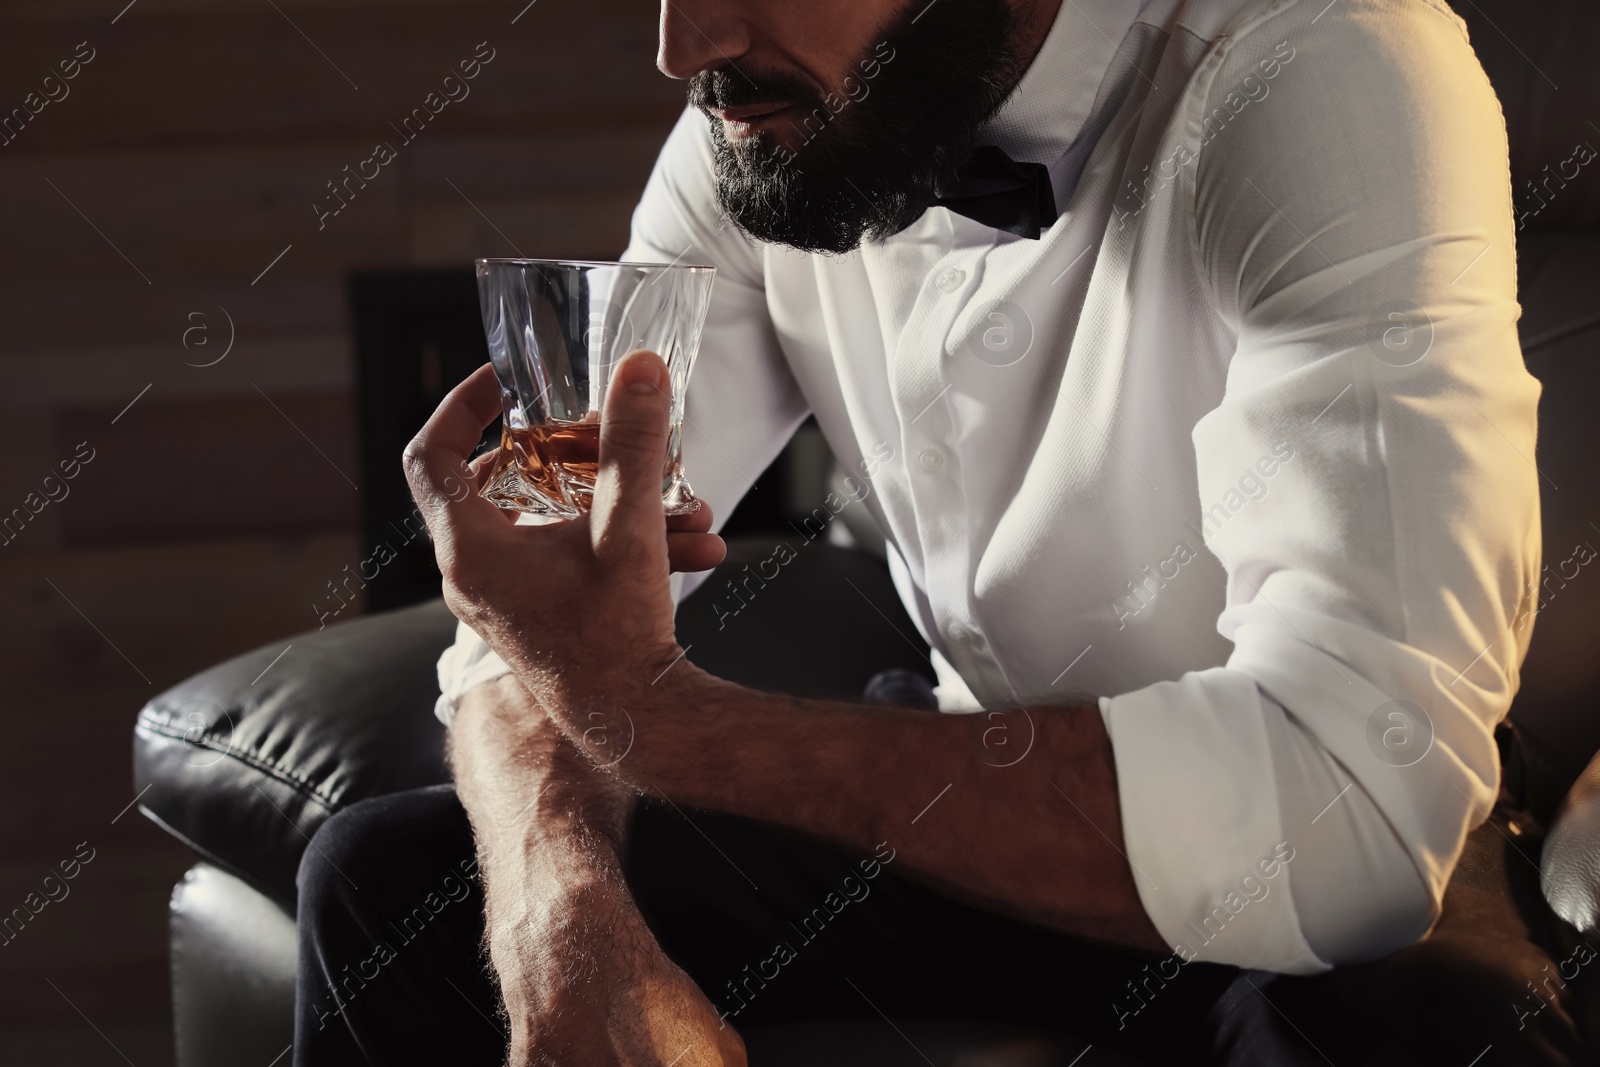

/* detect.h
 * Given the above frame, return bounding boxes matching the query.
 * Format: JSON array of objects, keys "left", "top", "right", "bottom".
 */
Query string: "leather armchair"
[
  {"left": 1544, "top": 758, "right": 1600, "bottom": 937},
  {"left": 142, "top": 541, "right": 1105, "bottom": 1066}
]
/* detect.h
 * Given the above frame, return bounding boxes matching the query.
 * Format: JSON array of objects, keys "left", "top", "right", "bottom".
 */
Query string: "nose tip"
[{"left": 657, "top": 1, "right": 746, "bottom": 81}]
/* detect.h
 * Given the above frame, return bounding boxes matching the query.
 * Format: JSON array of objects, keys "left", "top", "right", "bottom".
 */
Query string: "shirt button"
[
  {"left": 933, "top": 267, "right": 966, "bottom": 293},
  {"left": 918, "top": 448, "right": 944, "bottom": 473},
  {"left": 949, "top": 623, "right": 977, "bottom": 644}
]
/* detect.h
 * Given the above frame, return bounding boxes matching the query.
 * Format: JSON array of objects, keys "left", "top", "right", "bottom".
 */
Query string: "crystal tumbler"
[{"left": 475, "top": 258, "right": 716, "bottom": 518}]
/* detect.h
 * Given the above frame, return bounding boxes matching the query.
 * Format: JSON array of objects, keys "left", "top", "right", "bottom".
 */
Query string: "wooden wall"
[{"left": 0, "top": 1, "right": 682, "bottom": 1060}]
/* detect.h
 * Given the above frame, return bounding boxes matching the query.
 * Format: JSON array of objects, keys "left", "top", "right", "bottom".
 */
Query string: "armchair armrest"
[
  {"left": 133, "top": 537, "right": 931, "bottom": 905},
  {"left": 1542, "top": 748, "right": 1600, "bottom": 934},
  {"left": 134, "top": 599, "right": 459, "bottom": 903}
]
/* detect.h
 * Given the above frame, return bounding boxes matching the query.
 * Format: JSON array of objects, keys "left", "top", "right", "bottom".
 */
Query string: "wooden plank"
[
  {"left": 0, "top": 128, "right": 673, "bottom": 349},
  {"left": 0, "top": 408, "right": 63, "bottom": 548},
  {"left": 6, "top": 0, "right": 525, "bottom": 16},
  {"left": 0, "top": 535, "right": 362, "bottom": 689},
  {"left": 409, "top": 189, "right": 643, "bottom": 263},
  {"left": 42, "top": 390, "right": 362, "bottom": 549},
  {"left": 407, "top": 127, "right": 673, "bottom": 201},
  {"left": 0, "top": 0, "right": 679, "bottom": 154},
  {"left": 0, "top": 142, "right": 407, "bottom": 279},
  {"left": 0, "top": 335, "right": 353, "bottom": 408}
]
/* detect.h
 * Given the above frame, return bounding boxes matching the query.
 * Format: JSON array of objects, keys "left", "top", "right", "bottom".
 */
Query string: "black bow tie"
[{"left": 931, "top": 146, "right": 1060, "bottom": 240}]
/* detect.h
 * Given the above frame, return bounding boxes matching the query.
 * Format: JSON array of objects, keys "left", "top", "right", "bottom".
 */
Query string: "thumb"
[{"left": 592, "top": 349, "right": 672, "bottom": 555}]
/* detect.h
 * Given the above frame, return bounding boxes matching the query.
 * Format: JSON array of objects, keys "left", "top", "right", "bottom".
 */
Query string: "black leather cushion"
[
  {"left": 1544, "top": 749, "right": 1600, "bottom": 936},
  {"left": 134, "top": 539, "right": 929, "bottom": 902},
  {"left": 135, "top": 599, "right": 460, "bottom": 902},
  {"left": 169, "top": 864, "right": 297, "bottom": 1067}
]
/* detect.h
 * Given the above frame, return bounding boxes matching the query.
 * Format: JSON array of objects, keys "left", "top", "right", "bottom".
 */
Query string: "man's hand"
[
  {"left": 404, "top": 353, "right": 723, "bottom": 723},
  {"left": 423, "top": 354, "right": 1165, "bottom": 982},
  {"left": 420, "top": 359, "right": 742, "bottom": 1060}
]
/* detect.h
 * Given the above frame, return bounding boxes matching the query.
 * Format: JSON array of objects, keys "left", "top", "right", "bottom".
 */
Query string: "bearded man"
[{"left": 293, "top": 0, "right": 1572, "bottom": 1064}]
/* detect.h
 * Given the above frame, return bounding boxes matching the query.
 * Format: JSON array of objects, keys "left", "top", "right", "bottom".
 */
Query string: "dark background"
[{"left": 0, "top": 2, "right": 695, "bottom": 1062}]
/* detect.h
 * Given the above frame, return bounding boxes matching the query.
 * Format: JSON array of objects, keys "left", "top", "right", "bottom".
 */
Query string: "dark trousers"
[{"left": 293, "top": 766, "right": 1593, "bottom": 1066}]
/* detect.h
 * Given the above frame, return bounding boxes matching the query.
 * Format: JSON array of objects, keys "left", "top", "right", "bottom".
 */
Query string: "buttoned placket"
[{"left": 887, "top": 214, "right": 1011, "bottom": 692}]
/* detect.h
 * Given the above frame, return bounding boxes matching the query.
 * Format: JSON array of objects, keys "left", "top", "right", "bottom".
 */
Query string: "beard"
[{"left": 686, "top": 0, "right": 1024, "bottom": 255}]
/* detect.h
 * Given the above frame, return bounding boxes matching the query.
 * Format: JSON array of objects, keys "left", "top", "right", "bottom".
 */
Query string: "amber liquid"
[
  {"left": 500, "top": 419, "right": 602, "bottom": 507},
  {"left": 491, "top": 416, "right": 696, "bottom": 516}
]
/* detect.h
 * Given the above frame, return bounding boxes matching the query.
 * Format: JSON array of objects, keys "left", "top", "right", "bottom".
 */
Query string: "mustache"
[{"left": 687, "top": 66, "right": 820, "bottom": 114}]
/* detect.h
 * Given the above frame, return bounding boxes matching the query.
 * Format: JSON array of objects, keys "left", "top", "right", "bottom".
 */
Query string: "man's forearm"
[
  {"left": 449, "top": 675, "right": 748, "bottom": 1063},
  {"left": 599, "top": 665, "right": 1165, "bottom": 951},
  {"left": 448, "top": 674, "right": 636, "bottom": 972},
  {"left": 450, "top": 674, "right": 632, "bottom": 870}
]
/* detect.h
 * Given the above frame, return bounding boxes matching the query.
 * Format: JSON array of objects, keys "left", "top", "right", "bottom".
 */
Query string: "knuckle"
[
  {"left": 400, "top": 439, "right": 430, "bottom": 479},
  {"left": 434, "top": 547, "right": 465, "bottom": 586},
  {"left": 608, "top": 408, "right": 666, "bottom": 443}
]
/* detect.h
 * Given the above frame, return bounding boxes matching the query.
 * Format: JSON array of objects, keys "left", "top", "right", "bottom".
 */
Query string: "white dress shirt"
[{"left": 437, "top": 0, "right": 1540, "bottom": 974}]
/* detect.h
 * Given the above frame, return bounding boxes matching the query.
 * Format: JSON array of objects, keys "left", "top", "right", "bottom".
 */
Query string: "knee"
[
  {"left": 297, "top": 796, "right": 396, "bottom": 911},
  {"left": 296, "top": 787, "right": 472, "bottom": 913}
]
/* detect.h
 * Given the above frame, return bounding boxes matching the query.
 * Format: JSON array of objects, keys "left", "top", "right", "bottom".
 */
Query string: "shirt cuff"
[
  {"left": 1099, "top": 667, "right": 1329, "bottom": 975},
  {"left": 434, "top": 619, "right": 515, "bottom": 728}
]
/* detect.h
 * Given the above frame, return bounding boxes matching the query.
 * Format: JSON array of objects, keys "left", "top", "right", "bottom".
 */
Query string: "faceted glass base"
[{"left": 480, "top": 451, "right": 702, "bottom": 519}]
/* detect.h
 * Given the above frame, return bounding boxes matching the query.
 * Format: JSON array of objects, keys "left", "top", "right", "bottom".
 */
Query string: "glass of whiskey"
[{"left": 474, "top": 258, "right": 716, "bottom": 519}]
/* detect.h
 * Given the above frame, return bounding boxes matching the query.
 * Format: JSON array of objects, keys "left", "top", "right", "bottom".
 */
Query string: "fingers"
[
  {"left": 469, "top": 448, "right": 499, "bottom": 482},
  {"left": 665, "top": 500, "right": 714, "bottom": 534},
  {"left": 666, "top": 532, "right": 725, "bottom": 573},
  {"left": 665, "top": 499, "right": 718, "bottom": 572},
  {"left": 591, "top": 350, "right": 673, "bottom": 555},
  {"left": 402, "top": 363, "right": 504, "bottom": 533}
]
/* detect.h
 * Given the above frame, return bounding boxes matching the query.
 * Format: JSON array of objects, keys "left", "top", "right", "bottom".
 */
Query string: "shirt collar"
[{"left": 977, "top": 0, "right": 1150, "bottom": 167}]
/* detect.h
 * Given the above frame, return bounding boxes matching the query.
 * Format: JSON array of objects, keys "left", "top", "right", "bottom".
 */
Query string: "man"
[{"left": 294, "top": 0, "right": 1583, "bottom": 1063}]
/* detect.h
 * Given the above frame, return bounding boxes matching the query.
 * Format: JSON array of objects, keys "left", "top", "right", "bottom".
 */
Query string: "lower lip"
[{"left": 722, "top": 105, "right": 796, "bottom": 140}]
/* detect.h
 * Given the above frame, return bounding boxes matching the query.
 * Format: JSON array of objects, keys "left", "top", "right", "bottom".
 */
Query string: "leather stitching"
[{"left": 137, "top": 711, "right": 343, "bottom": 810}]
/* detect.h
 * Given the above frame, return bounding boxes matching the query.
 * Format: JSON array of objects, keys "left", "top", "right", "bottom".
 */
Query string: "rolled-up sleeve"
[
  {"left": 435, "top": 109, "right": 809, "bottom": 726},
  {"left": 1100, "top": 0, "right": 1540, "bottom": 973}
]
